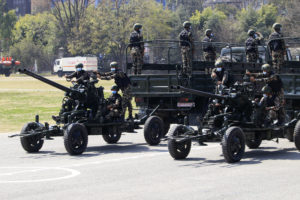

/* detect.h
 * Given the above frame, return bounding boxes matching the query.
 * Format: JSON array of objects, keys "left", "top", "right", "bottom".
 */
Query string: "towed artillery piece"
[
  {"left": 167, "top": 85, "right": 300, "bottom": 163},
  {"left": 9, "top": 69, "right": 159, "bottom": 155}
]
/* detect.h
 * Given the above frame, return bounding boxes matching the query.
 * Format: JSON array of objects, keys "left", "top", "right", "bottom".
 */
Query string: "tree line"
[{"left": 0, "top": 0, "right": 299, "bottom": 71}]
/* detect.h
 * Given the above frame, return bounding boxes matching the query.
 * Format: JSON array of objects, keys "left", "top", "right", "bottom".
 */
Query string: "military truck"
[
  {"left": 126, "top": 38, "right": 300, "bottom": 145},
  {"left": 0, "top": 57, "right": 20, "bottom": 77}
]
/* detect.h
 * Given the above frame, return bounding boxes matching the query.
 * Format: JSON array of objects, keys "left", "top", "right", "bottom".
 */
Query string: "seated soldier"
[
  {"left": 105, "top": 85, "right": 123, "bottom": 121},
  {"left": 259, "top": 86, "right": 280, "bottom": 126},
  {"left": 65, "top": 63, "right": 90, "bottom": 84}
]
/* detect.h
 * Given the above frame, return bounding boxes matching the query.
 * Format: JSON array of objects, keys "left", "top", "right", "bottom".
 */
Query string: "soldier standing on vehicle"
[
  {"left": 247, "top": 64, "right": 285, "bottom": 124},
  {"left": 268, "top": 23, "right": 286, "bottom": 71},
  {"left": 202, "top": 29, "right": 216, "bottom": 62},
  {"left": 179, "top": 21, "right": 194, "bottom": 76},
  {"left": 129, "top": 23, "right": 144, "bottom": 75},
  {"left": 245, "top": 29, "right": 263, "bottom": 63},
  {"left": 105, "top": 85, "right": 123, "bottom": 121},
  {"left": 65, "top": 63, "right": 90, "bottom": 84},
  {"left": 96, "top": 62, "right": 133, "bottom": 120}
]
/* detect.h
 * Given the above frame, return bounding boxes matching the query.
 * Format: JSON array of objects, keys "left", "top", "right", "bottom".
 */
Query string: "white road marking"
[{"left": 0, "top": 167, "right": 80, "bottom": 183}]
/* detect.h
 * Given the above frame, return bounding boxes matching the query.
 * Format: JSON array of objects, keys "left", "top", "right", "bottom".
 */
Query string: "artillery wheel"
[
  {"left": 57, "top": 70, "right": 63, "bottom": 77},
  {"left": 20, "top": 122, "right": 44, "bottom": 153},
  {"left": 102, "top": 126, "right": 122, "bottom": 144},
  {"left": 294, "top": 120, "right": 300, "bottom": 151},
  {"left": 144, "top": 116, "right": 164, "bottom": 145},
  {"left": 64, "top": 123, "right": 88, "bottom": 155},
  {"left": 168, "top": 125, "right": 191, "bottom": 160},
  {"left": 222, "top": 126, "right": 245, "bottom": 163},
  {"left": 246, "top": 133, "right": 262, "bottom": 149},
  {"left": 4, "top": 71, "right": 10, "bottom": 77}
]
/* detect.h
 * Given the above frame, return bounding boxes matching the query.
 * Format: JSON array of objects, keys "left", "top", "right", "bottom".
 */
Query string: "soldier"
[
  {"left": 211, "top": 59, "right": 230, "bottom": 88},
  {"left": 65, "top": 63, "right": 90, "bottom": 84},
  {"left": 268, "top": 23, "right": 286, "bottom": 71},
  {"left": 245, "top": 29, "right": 263, "bottom": 63},
  {"left": 248, "top": 64, "right": 285, "bottom": 124},
  {"left": 202, "top": 29, "right": 216, "bottom": 62},
  {"left": 96, "top": 62, "right": 133, "bottom": 120},
  {"left": 129, "top": 23, "right": 144, "bottom": 75},
  {"left": 179, "top": 21, "right": 194, "bottom": 76},
  {"left": 105, "top": 85, "right": 123, "bottom": 121},
  {"left": 259, "top": 86, "right": 281, "bottom": 126}
]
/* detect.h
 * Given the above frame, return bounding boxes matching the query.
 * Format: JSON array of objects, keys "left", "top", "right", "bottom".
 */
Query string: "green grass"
[{"left": 0, "top": 76, "right": 135, "bottom": 133}]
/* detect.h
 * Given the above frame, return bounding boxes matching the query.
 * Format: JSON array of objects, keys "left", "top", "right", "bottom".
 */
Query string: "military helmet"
[
  {"left": 110, "top": 61, "right": 118, "bottom": 68},
  {"left": 75, "top": 63, "right": 84, "bottom": 68},
  {"left": 205, "top": 29, "right": 212, "bottom": 36},
  {"left": 262, "top": 86, "right": 272, "bottom": 94},
  {"left": 111, "top": 85, "right": 119, "bottom": 91},
  {"left": 183, "top": 21, "right": 191, "bottom": 28},
  {"left": 261, "top": 64, "right": 272, "bottom": 72},
  {"left": 215, "top": 59, "right": 224, "bottom": 68},
  {"left": 133, "top": 23, "right": 142, "bottom": 30},
  {"left": 247, "top": 29, "right": 255, "bottom": 36},
  {"left": 273, "top": 23, "right": 282, "bottom": 30}
]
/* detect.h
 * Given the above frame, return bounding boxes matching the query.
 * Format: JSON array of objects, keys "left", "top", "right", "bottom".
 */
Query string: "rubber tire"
[
  {"left": 294, "top": 120, "right": 300, "bottom": 151},
  {"left": 222, "top": 126, "right": 246, "bottom": 163},
  {"left": 64, "top": 123, "right": 88, "bottom": 155},
  {"left": 57, "top": 70, "right": 63, "bottom": 77},
  {"left": 168, "top": 125, "right": 191, "bottom": 160},
  {"left": 246, "top": 133, "right": 262, "bottom": 149},
  {"left": 20, "top": 122, "right": 44, "bottom": 153},
  {"left": 144, "top": 116, "right": 164, "bottom": 145},
  {"left": 102, "top": 127, "right": 122, "bottom": 144},
  {"left": 4, "top": 71, "right": 10, "bottom": 77}
]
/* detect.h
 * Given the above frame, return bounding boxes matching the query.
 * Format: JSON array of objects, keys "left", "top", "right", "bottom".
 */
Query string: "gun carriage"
[
  {"left": 167, "top": 84, "right": 300, "bottom": 163},
  {"left": 9, "top": 69, "right": 156, "bottom": 155}
]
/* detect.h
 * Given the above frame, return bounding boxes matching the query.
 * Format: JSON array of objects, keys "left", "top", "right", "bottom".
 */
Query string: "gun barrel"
[
  {"left": 171, "top": 85, "right": 227, "bottom": 100},
  {"left": 19, "top": 69, "right": 72, "bottom": 93}
]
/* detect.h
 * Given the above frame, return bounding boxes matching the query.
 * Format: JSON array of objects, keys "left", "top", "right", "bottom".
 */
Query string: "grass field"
[{"left": 0, "top": 75, "right": 116, "bottom": 133}]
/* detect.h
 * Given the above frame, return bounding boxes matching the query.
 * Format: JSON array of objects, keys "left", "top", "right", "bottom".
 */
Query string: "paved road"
[{"left": 1, "top": 127, "right": 300, "bottom": 200}]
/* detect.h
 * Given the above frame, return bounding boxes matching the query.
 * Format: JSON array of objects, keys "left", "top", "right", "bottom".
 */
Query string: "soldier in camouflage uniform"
[
  {"left": 96, "top": 62, "right": 133, "bottom": 120},
  {"left": 65, "top": 63, "right": 90, "bottom": 84},
  {"left": 247, "top": 64, "right": 285, "bottom": 124},
  {"left": 105, "top": 85, "right": 123, "bottom": 120},
  {"left": 245, "top": 29, "right": 263, "bottom": 63},
  {"left": 259, "top": 86, "right": 281, "bottom": 126},
  {"left": 129, "top": 23, "right": 144, "bottom": 75},
  {"left": 268, "top": 23, "right": 286, "bottom": 72},
  {"left": 202, "top": 29, "right": 216, "bottom": 62},
  {"left": 179, "top": 21, "right": 194, "bottom": 76},
  {"left": 211, "top": 59, "right": 230, "bottom": 87}
]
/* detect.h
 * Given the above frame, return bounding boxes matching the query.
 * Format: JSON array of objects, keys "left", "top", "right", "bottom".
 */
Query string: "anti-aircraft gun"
[
  {"left": 9, "top": 69, "right": 156, "bottom": 155},
  {"left": 167, "top": 85, "right": 300, "bottom": 163}
]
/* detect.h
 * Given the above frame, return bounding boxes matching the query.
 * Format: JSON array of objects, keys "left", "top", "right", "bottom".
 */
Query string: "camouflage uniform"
[
  {"left": 254, "top": 72, "right": 285, "bottom": 123},
  {"left": 259, "top": 94, "right": 281, "bottom": 124},
  {"left": 202, "top": 35, "right": 216, "bottom": 62},
  {"left": 245, "top": 34, "right": 263, "bottom": 63},
  {"left": 268, "top": 29, "right": 286, "bottom": 71},
  {"left": 179, "top": 25, "right": 194, "bottom": 76},
  {"left": 98, "top": 71, "right": 133, "bottom": 118},
  {"left": 105, "top": 92, "right": 122, "bottom": 120},
  {"left": 129, "top": 30, "right": 144, "bottom": 74},
  {"left": 66, "top": 70, "right": 90, "bottom": 84}
]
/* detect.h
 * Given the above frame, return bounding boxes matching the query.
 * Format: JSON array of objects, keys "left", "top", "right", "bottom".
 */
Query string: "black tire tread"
[
  {"left": 64, "top": 123, "right": 88, "bottom": 155},
  {"left": 222, "top": 126, "right": 245, "bottom": 163},
  {"left": 294, "top": 120, "right": 300, "bottom": 151},
  {"left": 20, "top": 122, "right": 44, "bottom": 153},
  {"left": 144, "top": 116, "right": 164, "bottom": 145},
  {"left": 167, "top": 124, "right": 191, "bottom": 160}
]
